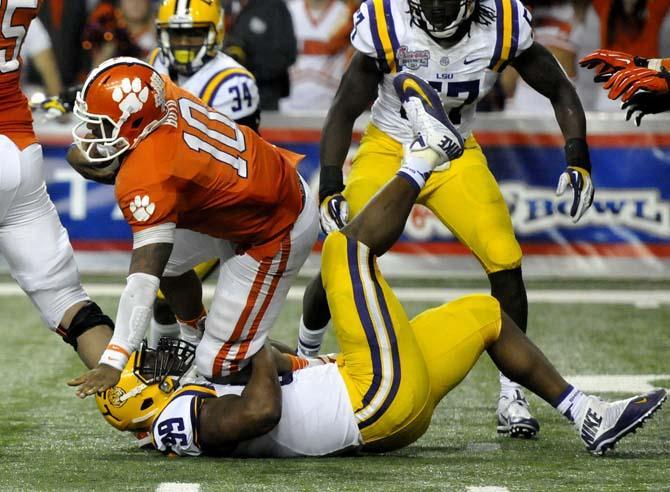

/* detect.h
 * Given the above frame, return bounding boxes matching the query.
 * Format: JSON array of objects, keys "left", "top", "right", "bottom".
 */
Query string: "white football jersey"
[
  {"left": 351, "top": 0, "right": 533, "bottom": 141},
  {"left": 152, "top": 363, "right": 362, "bottom": 457},
  {"left": 149, "top": 49, "right": 260, "bottom": 121},
  {"left": 280, "top": 0, "right": 353, "bottom": 112}
]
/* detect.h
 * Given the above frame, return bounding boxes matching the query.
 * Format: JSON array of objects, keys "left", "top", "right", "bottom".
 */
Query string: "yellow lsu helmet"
[
  {"left": 96, "top": 337, "right": 197, "bottom": 432},
  {"left": 156, "top": 0, "right": 225, "bottom": 76}
]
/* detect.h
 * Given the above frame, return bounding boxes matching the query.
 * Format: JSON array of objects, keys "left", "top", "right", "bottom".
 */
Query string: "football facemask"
[
  {"left": 96, "top": 338, "right": 196, "bottom": 432},
  {"left": 408, "top": 0, "right": 476, "bottom": 39}
]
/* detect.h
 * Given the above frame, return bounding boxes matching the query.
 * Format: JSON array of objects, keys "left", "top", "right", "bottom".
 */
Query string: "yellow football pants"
[
  {"left": 343, "top": 123, "right": 522, "bottom": 273},
  {"left": 321, "top": 232, "right": 502, "bottom": 451}
]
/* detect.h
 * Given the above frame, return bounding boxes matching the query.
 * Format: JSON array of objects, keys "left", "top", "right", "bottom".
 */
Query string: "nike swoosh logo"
[
  {"left": 402, "top": 79, "right": 433, "bottom": 108},
  {"left": 463, "top": 57, "right": 483, "bottom": 65}
]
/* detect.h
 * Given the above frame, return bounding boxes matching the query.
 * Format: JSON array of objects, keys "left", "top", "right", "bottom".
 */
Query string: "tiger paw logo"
[
  {"left": 112, "top": 77, "right": 149, "bottom": 114},
  {"left": 129, "top": 195, "right": 155, "bottom": 222}
]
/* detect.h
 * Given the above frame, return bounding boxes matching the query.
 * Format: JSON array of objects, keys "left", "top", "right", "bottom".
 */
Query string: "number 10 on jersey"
[{"left": 178, "top": 98, "right": 248, "bottom": 178}]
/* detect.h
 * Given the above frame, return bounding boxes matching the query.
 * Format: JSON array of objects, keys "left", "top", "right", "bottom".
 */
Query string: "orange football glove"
[
  {"left": 579, "top": 49, "right": 640, "bottom": 81},
  {"left": 603, "top": 66, "right": 670, "bottom": 102}
]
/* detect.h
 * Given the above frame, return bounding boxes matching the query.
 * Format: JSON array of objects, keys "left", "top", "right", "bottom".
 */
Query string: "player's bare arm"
[
  {"left": 512, "top": 42, "right": 586, "bottom": 140},
  {"left": 198, "top": 345, "right": 282, "bottom": 455},
  {"left": 68, "top": 242, "right": 174, "bottom": 398},
  {"left": 512, "top": 42, "right": 593, "bottom": 223},
  {"left": 318, "top": 52, "right": 382, "bottom": 230}
]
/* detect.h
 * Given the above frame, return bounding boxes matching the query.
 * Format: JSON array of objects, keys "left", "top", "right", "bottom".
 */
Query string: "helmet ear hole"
[
  {"left": 141, "top": 398, "right": 154, "bottom": 410},
  {"left": 132, "top": 117, "right": 144, "bottom": 129}
]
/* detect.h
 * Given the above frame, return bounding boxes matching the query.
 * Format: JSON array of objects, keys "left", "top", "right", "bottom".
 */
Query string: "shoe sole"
[
  {"left": 497, "top": 419, "right": 539, "bottom": 439},
  {"left": 590, "top": 391, "right": 667, "bottom": 456}
]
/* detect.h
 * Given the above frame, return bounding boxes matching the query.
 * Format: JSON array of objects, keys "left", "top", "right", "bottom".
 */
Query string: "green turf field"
[{"left": 0, "top": 282, "right": 668, "bottom": 491}]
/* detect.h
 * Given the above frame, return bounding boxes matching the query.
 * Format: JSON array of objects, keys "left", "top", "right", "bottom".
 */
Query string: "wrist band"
[
  {"left": 564, "top": 138, "right": 591, "bottom": 173},
  {"left": 319, "top": 166, "right": 344, "bottom": 203}
]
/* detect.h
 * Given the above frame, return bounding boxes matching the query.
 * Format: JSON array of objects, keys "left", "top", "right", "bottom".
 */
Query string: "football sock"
[
  {"left": 397, "top": 153, "right": 434, "bottom": 190},
  {"left": 553, "top": 385, "right": 588, "bottom": 423},
  {"left": 148, "top": 318, "right": 179, "bottom": 349},
  {"left": 499, "top": 372, "right": 523, "bottom": 397},
  {"left": 297, "top": 315, "right": 327, "bottom": 357}
]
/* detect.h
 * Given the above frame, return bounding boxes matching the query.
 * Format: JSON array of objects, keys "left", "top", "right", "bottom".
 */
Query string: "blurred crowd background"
[{"left": 21, "top": 0, "right": 670, "bottom": 115}]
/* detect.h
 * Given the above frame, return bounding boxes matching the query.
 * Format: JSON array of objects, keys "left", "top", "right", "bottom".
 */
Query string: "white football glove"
[
  {"left": 319, "top": 193, "right": 349, "bottom": 234},
  {"left": 556, "top": 166, "right": 594, "bottom": 223}
]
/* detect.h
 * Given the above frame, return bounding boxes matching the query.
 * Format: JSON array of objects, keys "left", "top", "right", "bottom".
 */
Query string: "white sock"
[
  {"left": 148, "top": 318, "right": 179, "bottom": 349},
  {"left": 297, "top": 315, "right": 328, "bottom": 357},
  {"left": 396, "top": 153, "right": 435, "bottom": 190},
  {"left": 553, "top": 385, "right": 588, "bottom": 423},
  {"left": 499, "top": 372, "right": 522, "bottom": 397}
]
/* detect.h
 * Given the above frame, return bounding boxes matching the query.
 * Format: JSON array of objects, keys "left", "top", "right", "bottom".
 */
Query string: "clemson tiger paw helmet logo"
[
  {"left": 129, "top": 195, "right": 155, "bottom": 222},
  {"left": 112, "top": 77, "right": 149, "bottom": 115}
]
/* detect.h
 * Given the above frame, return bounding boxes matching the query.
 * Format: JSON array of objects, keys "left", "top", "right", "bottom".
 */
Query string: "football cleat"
[
  {"left": 497, "top": 390, "right": 540, "bottom": 438},
  {"left": 575, "top": 389, "right": 666, "bottom": 455},
  {"left": 393, "top": 72, "right": 464, "bottom": 166}
]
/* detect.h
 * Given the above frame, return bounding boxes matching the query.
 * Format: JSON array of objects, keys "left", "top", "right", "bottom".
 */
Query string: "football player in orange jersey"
[
  {"left": 66, "top": 57, "right": 318, "bottom": 397},
  {"left": 0, "top": 0, "right": 115, "bottom": 367}
]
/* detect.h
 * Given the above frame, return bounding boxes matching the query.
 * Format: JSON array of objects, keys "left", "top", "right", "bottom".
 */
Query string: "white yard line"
[
  {"left": 0, "top": 283, "right": 667, "bottom": 306},
  {"left": 156, "top": 484, "right": 200, "bottom": 492},
  {"left": 565, "top": 374, "right": 670, "bottom": 393}
]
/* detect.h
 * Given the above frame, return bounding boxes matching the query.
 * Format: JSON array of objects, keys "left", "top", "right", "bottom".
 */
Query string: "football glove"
[
  {"left": 556, "top": 166, "right": 594, "bottom": 223},
  {"left": 621, "top": 90, "right": 670, "bottom": 127},
  {"left": 579, "top": 49, "right": 648, "bottom": 83},
  {"left": 319, "top": 193, "right": 349, "bottom": 234},
  {"left": 603, "top": 66, "right": 670, "bottom": 102}
]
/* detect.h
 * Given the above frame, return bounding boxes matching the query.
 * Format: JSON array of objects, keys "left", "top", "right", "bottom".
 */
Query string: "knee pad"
[{"left": 56, "top": 301, "right": 114, "bottom": 350}]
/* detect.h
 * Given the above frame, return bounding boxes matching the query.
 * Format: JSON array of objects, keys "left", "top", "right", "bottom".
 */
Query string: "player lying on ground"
[
  {"left": 0, "top": 0, "right": 114, "bottom": 369},
  {"left": 96, "top": 74, "right": 666, "bottom": 457},
  {"left": 66, "top": 56, "right": 318, "bottom": 397},
  {"left": 580, "top": 49, "right": 670, "bottom": 126}
]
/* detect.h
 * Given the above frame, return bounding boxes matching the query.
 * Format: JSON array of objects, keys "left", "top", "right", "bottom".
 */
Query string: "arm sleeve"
[{"left": 99, "top": 272, "right": 160, "bottom": 370}]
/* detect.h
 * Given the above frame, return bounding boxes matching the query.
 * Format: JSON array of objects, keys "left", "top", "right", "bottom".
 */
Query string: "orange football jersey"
[
  {"left": 0, "top": 0, "right": 42, "bottom": 149},
  {"left": 115, "top": 77, "right": 305, "bottom": 261}
]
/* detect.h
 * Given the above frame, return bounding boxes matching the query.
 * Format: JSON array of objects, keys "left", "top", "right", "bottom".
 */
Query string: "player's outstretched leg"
[
  {"left": 298, "top": 73, "right": 463, "bottom": 356},
  {"left": 344, "top": 73, "right": 463, "bottom": 255},
  {"left": 488, "top": 313, "right": 666, "bottom": 455}
]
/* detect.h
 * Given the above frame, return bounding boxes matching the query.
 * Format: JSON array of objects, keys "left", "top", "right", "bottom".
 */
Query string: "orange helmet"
[{"left": 72, "top": 57, "right": 172, "bottom": 162}]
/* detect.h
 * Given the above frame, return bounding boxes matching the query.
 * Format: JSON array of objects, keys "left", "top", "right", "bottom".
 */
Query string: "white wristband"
[{"left": 99, "top": 346, "right": 130, "bottom": 371}]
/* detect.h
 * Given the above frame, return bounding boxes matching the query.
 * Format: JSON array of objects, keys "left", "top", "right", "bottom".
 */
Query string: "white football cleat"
[
  {"left": 393, "top": 72, "right": 464, "bottom": 168},
  {"left": 575, "top": 389, "right": 666, "bottom": 455},
  {"left": 497, "top": 389, "right": 540, "bottom": 438}
]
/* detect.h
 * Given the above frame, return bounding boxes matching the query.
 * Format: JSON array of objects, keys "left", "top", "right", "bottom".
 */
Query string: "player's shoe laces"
[
  {"left": 393, "top": 73, "right": 464, "bottom": 167},
  {"left": 575, "top": 388, "right": 666, "bottom": 455},
  {"left": 497, "top": 389, "right": 540, "bottom": 438}
]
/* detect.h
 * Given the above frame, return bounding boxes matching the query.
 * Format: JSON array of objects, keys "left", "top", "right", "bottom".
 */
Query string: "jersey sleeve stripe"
[
  {"left": 369, "top": 0, "right": 399, "bottom": 73},
  {"left": 199, "top": 67, "right": 254, "bottom": 106},
  {"left": 489, "top": 0, "right": 519, "bottom": 72},
  {"left": 382, "top": 0, "right": 400, "bottom": 72},
  {"left": 147, "top": 48, "right": 160, "bottom": 66},
  {"left": 364, "top": 0, "right": 389, "bottom": 72}
]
